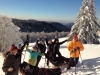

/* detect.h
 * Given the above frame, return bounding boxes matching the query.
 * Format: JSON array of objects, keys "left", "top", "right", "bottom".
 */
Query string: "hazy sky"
[{"left": 0, "top": 0, "right": 100, "bottom": 23}]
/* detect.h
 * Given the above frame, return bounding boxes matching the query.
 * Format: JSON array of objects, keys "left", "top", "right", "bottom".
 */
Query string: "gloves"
[
  {"left": 25, "top": 40, "right": 29, "bottom": 45},
  {"left": 44, "top": 53, "right": 46, "bottom": 55},
  {"left": 49, "top": 52, "right": 52, "bottom": 57},
  {"left": 72, "top": 48, "right": 77, "bottom": 52},
  {"left": 72, "top": 47, "right": 80, "bottom": 52},
  {"left": 76, "top": 47, "right": 80, "bottom": 50}
]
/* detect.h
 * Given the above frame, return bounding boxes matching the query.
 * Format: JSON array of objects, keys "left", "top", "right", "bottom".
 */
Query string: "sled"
[{"left": 44, "top": 53, "right": 69, "bottom": 67}]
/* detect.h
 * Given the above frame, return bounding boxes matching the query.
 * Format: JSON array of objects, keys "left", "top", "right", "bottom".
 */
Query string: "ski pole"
[
  {"left": 80, "top": 53, "right": 84, "bottom": 69},
  {"left": 79, "top": 50, "right": 84, "bottom": 69},
  {"left": 74, "top": 58, "right": 77, "bottom": 74},
  {"left": 74, "top": 52, "right": 77, "bottom": 74},
  {"left": 23, "top": 33, "right": 29, "bottom": 62}
]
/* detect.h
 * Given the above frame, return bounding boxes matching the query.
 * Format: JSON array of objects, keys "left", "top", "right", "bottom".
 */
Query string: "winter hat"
[
  {"left": 73, "top": 35, "right": 78, "bottom": 39},
  {"left": 10, "top": 44, "right": 18, "bottom": 51},
  {"left": 17, "top": 44, "right": 22, "bottom": 47}
]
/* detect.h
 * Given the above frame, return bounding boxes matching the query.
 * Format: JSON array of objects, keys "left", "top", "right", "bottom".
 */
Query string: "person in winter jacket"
[
  {"left": 36, "top": 37, "right": 46, "bottom": 67},
  {"left": 44, "top": 35, "right": 56, "bottom": 66},
  {"left": 27, "top": 44, "right": 44, "bottom": 66},
  {"left": 2, "top": 44, "right": 19, "bottom": 75},
  {"left": 16, "top": 41, "right": 28, "bottom": 63},
  {"left": 67, "top": 34, "right": 84, "bottom": 70},
  {"left": 53, "top": 35, "right": 68, "bottom": 58}
]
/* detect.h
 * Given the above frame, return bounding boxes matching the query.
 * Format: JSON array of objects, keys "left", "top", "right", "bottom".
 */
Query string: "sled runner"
[
  {"left": 45, "top": 53, "right": 69, "bottom": 67},
  {"left": 19, "top": 62, "right": 62, "bottom": 75}
]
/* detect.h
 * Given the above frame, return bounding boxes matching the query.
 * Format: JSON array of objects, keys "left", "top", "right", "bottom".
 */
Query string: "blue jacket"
[
  {"left": 27, "top": 49, "right": 43, "bottom": 59},
  {"left": 27, "top": 49, "right": 43, "bottom": 66}
]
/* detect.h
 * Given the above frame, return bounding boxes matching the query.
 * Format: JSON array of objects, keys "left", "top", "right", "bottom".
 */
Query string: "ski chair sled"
[
  {"left": 44, "top": 53, "right": 69, "bottom": 67},
  {"left": 19, "top": 61, "right": 62, "bottom": 75}
]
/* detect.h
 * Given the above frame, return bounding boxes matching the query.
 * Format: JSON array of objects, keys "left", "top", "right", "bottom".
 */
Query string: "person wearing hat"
[
  {"left": 16, "top": 41, "right": 29, "bottom": 63},
  {"left": 2, "top": 44, "right": 19, "bottom": 75},
  {"left": 67, "top": 34, "right": 84, "bottom": 70},
  {"left": 26, "top": 44, "right": 44, "bottom": 66},
  {"left": 36, "top": 37, "right": 46, "bottom": 67}
]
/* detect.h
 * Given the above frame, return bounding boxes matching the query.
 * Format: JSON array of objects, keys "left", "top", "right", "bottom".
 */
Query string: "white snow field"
[{"left": 0, "top": 37, "right": 100, "bottom": 75}]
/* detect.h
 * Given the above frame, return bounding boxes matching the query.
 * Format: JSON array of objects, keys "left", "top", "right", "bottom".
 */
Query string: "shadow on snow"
[{"left": 61, "top": 57, "right": 100, "bottom": 75}]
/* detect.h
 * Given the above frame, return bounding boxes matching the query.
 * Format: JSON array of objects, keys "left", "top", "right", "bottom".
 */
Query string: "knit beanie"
[
  {"left": 17, "top": 44, "right": 22, "bottom": 47},
  {"left": 10, "top": 44, "right": 18, "bottom": 51},
  {"left": 73, "top": 35, "right": 78, "bottom": 39}
]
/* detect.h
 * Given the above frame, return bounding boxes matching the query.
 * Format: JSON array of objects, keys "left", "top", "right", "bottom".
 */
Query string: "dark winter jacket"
[
  {"left": 54, "top": 38, "right": 68, "bottom": 53},
  {"left": 15, "top": 41, "right": 28, "bottom": 62},
  {"left": 36, "top": 40, "right": 46, "bottom": 53},
  {"left": 45, "top": 38, "right": 56, "bottom": 53},
  {"left": 2, "top": 51, "right": 19, "bottom": 75}
]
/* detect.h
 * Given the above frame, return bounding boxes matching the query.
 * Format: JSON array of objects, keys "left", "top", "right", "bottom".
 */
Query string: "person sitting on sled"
[
  {"left": 27, "top": 44, "right": 44, "bottom": 66},
  {"left": 67, "top": 34, "right": 84, "bottom": 70}
]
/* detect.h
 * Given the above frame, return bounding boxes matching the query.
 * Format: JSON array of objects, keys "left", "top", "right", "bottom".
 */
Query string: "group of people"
[{"left": 2, "top": 34, "right": 84, "bottom": 75}]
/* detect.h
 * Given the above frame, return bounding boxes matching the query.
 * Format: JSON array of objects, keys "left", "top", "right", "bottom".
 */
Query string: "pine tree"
[
  {"left": 68, "top": 0, "right": 100, "bottom": 44},
  {"left": 0, "top": 15, "right": 22, "bottom": 52}
]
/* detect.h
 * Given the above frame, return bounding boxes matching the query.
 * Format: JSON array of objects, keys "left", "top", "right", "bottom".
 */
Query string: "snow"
[
  {"left": 0, "top": 37, "right": 100, "bottom": 75},
  {"left": 68, "top": 0, "right": 100, "bottom": 44},
  {"left": 0, "top": 16, "right": 22, "bottom": 51}
]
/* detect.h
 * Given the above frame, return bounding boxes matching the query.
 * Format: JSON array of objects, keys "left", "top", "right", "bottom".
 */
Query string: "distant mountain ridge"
[
  {"left": 50, "top": 22, "right": 70, "bottom": 32},
  {"left": 65, "top": 23, "right": 74, "bottom": 29},
  {"left": 12, "top": 19, "right": 70, "bottom": 32}
]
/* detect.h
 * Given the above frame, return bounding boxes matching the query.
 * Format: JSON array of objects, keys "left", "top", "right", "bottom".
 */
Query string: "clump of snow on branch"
[
  {"left": 0, "top": 15, "right": 22, "bottom": 52},
  {"left": 68, "top": 0, "right": 100, "bottom": 44}
]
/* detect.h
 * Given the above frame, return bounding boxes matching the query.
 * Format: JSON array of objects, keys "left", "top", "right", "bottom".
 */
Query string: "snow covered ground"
[{"left": 0, "top": 37, "right": 100, "bottom": 75}]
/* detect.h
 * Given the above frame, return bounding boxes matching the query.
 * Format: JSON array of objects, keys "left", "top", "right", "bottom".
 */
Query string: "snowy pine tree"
[
  {"left": 68, "top": 0, "right": 100, "bottom": 44},
  {"left": 0, "top": 15, "right": 22, "bottom": 52}
]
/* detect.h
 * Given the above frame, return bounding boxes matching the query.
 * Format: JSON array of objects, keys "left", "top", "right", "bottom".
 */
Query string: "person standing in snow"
[
  {"left": 2, "top": 44, "right": 19, "bottom": 75},
  {"left": 26, "top": 44, "right": 44, "bottom": 66},
  {"left": 36, "top": 37, "right": 46, "bottom": 67},
  {"left": 16, "top": 41, "right": 29, "bottom": 63},
  {"left": 44, "top": 35, "right": 56, "bottom": 66},
  {"left": 67, "top": 34, "right": 84, "bottom": 70},
  {"left": 53, "top": 35, "right": 68, "bottom": 58}
]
